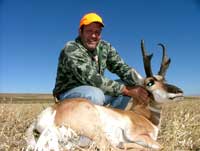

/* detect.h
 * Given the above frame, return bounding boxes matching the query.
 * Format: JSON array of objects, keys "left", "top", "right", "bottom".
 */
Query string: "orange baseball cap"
[{"left": 79, "top": 13, "right": 104, "bottom": 28}]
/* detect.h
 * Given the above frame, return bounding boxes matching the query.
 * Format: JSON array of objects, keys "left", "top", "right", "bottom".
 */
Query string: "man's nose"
[{"left": 91, "top": 33, "right": 97, "bottom": 38}]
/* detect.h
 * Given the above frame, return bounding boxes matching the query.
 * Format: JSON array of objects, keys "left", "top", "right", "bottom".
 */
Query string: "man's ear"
[
  {"left": 78, "top": 28, "right": 82, "bottom": 36},
  {"left": 79, "top": 26, "right": 84, "bottom": 33}
]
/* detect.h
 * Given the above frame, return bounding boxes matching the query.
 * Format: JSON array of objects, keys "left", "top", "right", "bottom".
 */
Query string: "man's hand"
[{"left": 122, "top": 85, "right": 150, "bottom": 105}]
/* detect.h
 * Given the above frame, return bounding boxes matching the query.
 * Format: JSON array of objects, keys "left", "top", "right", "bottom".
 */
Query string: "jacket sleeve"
[
  {"left": 106, "top": 44, "right": 144, "bottom": 86},
  {"left": 63, "top": 44, "right": 124, "bottom": 96}
]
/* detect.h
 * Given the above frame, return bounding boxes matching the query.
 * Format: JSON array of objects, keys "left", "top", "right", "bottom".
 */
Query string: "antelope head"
[
  {"left": 139, "top": 40, "right": 184, "bottom": 125},
  {"left": 141, "top": 40, "right": 183, "bottom": 103}
]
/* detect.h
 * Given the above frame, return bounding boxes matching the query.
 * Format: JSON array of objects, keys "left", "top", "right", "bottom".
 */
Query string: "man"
[{"left": 53, "top": 12, "right": 150, "bottom": 109}]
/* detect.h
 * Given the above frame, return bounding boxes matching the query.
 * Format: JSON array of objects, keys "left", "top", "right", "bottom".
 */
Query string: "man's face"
[{"left": 79, "top": 22, "right": 102, "bottom": 51}]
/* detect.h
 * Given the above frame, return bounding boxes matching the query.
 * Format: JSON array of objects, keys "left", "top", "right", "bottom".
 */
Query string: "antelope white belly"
[{"left": 95, "top": 105, "right": 130, "bottom": 146}]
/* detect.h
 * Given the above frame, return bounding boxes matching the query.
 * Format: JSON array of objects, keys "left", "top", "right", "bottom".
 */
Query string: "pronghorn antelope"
[{"left": 26, "top": 40, "right": 183, "bottom": 150}]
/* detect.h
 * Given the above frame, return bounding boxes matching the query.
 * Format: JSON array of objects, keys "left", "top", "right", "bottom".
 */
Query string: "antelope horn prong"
[
  {"left": 141, "top": 40, "right": 154, "bottom": 77},
  {"left": 157, "top": 43, "right": 171, "bottom": 77}
]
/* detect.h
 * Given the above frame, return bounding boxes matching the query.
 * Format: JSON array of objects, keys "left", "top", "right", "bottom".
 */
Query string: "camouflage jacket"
[{"left": 53, "top": 37, "right": 143, "bottom": 97}]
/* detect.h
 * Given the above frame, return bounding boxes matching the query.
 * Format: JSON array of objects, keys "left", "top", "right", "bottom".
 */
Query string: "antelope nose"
[{"left": 165, "top": 84, "right": 183, "bottom": 94}]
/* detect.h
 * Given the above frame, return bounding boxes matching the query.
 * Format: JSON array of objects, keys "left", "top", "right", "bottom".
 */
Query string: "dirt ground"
[{"left": 0, "top": 94, "right": 200, "bottom": 151}]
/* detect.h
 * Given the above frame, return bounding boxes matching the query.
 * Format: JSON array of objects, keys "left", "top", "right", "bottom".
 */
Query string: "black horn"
[
  {"left": 141, "top": 40, "right": 154, "bottom": 77},
  {"left": 157, "top": 43, "right": 171, "bottom": 78}
]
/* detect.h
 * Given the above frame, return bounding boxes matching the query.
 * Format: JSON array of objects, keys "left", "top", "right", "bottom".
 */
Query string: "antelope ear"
[{"left": 153, "top": 75, "right": 164, "bottom": 81}]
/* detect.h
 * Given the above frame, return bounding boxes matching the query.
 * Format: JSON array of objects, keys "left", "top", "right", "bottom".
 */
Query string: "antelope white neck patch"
[{"left": 152, "top": 89, "right": 169, "bottom": 103}]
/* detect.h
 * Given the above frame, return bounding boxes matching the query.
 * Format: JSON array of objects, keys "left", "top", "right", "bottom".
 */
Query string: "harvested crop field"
[{"left": 0, "top": 94, "right": 200, "bottom": 151}]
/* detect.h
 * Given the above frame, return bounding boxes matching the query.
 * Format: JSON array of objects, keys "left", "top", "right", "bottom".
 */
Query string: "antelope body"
[{"left": 26, "top": 40, "right": 183, "bottom": 150}]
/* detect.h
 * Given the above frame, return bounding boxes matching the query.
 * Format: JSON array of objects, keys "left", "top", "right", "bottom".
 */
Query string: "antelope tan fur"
[{"left": 26, "top": 40, "right": 183, "bottom": 150}]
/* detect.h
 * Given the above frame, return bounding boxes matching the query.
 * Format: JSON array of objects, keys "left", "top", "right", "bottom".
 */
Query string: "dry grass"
[
  {"left": 0, "top": 103, "right": 51, "bottom": 151},
  {"left": 158, "top": 98, "right": 200, "bottom": 150},
  {"left": 0, "top": 94, "right": 200, "bottom": 151}
]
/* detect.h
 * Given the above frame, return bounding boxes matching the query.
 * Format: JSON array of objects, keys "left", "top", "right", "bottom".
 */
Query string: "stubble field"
[{"left": 0, "top": 93, "right": 200, "bottom": 151}]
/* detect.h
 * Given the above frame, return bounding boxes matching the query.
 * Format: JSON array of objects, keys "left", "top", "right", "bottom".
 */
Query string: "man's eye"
[
  {"left": 85, "top": 30, "right": 101, "bottom": 35},
  {"left": 95, "top": 31, "right": 101, "bottom": 35},
  {"left": 86, "top": 30, "right": 93, "bottom": 34}
]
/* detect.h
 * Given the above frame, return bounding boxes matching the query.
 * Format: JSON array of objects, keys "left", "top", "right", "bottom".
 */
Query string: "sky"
[{"left": 1, "top": 0, "right": 200, "bottom": 96}]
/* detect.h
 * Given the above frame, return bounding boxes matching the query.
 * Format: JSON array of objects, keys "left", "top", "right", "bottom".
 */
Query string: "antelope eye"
[{"left": 146, "top": 80, "right": 154, "bottom": 87}]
